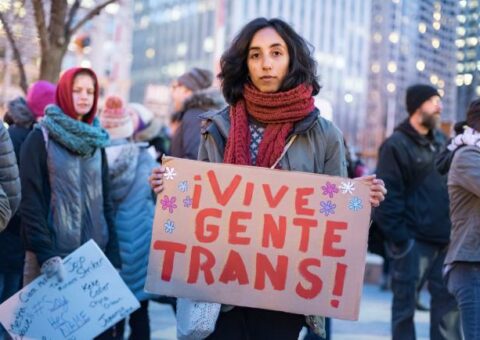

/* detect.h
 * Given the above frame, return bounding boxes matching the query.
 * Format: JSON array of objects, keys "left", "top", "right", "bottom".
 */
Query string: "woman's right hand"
[{"left": 149, "top": 166, "right": 165, "bottom": 194}]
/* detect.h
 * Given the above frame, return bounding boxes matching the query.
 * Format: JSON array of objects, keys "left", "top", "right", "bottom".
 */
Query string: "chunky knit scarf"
[
  {"left": 41, "top": 104, "right": 110, "bottom": 156},
  {"left": 224, "top": 83, "right": 314, "bottom": 168}
]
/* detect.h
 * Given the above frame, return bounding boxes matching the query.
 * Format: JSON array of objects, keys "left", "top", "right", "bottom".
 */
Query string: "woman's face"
[
  {"left": 72, "top": 73, "right": 95, "bottom": 117},
  {"left": 247, "top": 27, "right": 290, "bottom": 93}
]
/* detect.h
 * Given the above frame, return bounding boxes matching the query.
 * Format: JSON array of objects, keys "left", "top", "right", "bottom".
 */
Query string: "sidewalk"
[
  {"left": 148, "top": 283, "right": 430, "bottom": 339},
  {"left": 330, "top": 284, "right": 429, "bottom": 340}
]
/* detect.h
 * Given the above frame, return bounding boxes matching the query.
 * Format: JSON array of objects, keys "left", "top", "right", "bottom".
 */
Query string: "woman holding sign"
[
  {"left": 150, "top": 17, "right": 386, "bottom": 339},
  {"left": 19, "top": 67, "right": 122, "bottom": 338}
]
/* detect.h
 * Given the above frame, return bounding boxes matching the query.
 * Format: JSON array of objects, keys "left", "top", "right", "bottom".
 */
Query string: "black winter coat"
[{"left": 375, "top": 119, "right": 451, "bottom": 245}]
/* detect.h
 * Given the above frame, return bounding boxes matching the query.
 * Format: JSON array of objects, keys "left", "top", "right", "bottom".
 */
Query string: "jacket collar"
[{"left": 395, "top": 118, "right": 445, "bottom": 149}]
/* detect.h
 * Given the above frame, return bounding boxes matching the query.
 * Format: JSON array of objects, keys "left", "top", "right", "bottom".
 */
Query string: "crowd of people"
[{"left": 0, "top": 15, "right": 477, "bottom": 340}]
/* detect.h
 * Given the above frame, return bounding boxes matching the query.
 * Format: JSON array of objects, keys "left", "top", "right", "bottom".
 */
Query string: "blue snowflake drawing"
[
  {"left": 319, "top": 200, "right": 336, "bottom": 216},
  {"left": 178, "top": 181, "right": 189, "bottom": 193},
  {"left": 348, "top": 197, "right": 363, "bottom": 212},
  {"left": 160, "top": 195, "right": 177, "bottom": 213},
  {"left": 322, "top": 181, "right": 339, "bottom": 198},
  {"left": 183, "top": 196, "right": 193, "bottom": 208},
  {"left": 164, "top": 219, "right": 175, "bottom": 233}
]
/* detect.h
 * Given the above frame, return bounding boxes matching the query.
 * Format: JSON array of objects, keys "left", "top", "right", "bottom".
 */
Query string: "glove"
[{"left": 41, "top": 256, "right": 66, "bottom": 282}]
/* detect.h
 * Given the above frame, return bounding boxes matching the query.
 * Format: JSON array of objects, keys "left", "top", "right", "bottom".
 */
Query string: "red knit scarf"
[{"left": 224, "top": 83, "right": 314, "bottom": 168}]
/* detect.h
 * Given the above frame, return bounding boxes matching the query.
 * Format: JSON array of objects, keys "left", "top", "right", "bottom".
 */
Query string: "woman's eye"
[
  {"left": 272, "top": 50, "right": 282, "bottom": 56},
  {"left": 249, "top": 53, "right": 259, "bottom": 59}
]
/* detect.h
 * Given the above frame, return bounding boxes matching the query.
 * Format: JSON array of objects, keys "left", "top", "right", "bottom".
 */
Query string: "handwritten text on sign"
[
  {"left": 0, "top": 240, "right": 140, "bottom": 339},
  {"left": 145, "top": 157, "right": 371, "bottom": 320}
]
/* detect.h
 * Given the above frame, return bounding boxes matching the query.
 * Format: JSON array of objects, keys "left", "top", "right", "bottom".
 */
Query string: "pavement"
[{"left": 147, "top": 283, "right": 430, "bottom": 340}]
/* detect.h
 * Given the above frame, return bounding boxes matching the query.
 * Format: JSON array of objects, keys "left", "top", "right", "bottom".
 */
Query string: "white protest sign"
[{"left": 0, "top": 240, "right": 140, "bottom": 339}]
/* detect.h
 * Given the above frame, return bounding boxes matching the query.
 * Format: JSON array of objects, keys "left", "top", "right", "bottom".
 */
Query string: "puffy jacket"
[
  {"left": 107, "top": 142, "right": 157, "bottom": 300},
  {"left": 0, "top": 124, "right": 30, "bottom": 272},
  {"left": 19, "top": 128, "right": 121, "bottom": 267},
  {"left": 0, "top": 123, "right": 21, "bottom": 231}
]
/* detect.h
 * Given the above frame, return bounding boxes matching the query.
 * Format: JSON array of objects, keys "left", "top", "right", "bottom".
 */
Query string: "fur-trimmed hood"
[{"left": 178, "top": 88, "right": 226, "bottom": 120}]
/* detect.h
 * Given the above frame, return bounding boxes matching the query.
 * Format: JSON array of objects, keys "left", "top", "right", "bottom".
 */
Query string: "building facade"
[
  {"left": 455, "top": 0, "right": 480, "bottom": 120},
  {"left": 364, "top": 0, "right": 458, "bottom": 158},
  {"left": 63, "top": 1, "right": 134, "bottom": 102},
  {"left": 130, "top": 0, "right": 372, "bottom": 148}
]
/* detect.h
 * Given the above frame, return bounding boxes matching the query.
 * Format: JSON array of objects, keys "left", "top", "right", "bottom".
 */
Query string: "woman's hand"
[
  {"left": 149, "top": 166, "right": 165, "bottom": 194},
  {"left": 354, "top": 174, "right": 387, "bottom": 208}
]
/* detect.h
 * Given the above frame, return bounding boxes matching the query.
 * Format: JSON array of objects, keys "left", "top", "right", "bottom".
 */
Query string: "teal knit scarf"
[{"left": 41, "top": 105, "right": 110, "bottom": 156}]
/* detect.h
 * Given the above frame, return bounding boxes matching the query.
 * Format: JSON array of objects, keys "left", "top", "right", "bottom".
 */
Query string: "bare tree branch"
[
  {"left": 31, "top": 0, "right": 49, "bottom": 53},
  {"left": 0, "top": 12, "right": 29, "bottom": 93},
  {"left": 69, "top": 0, "right": 117, "bottom": 36},
  {"left": 65, "top": 0, "right": 81, "bottom": 38},
  {"left": 49, "top": 0, "right": 68, "bottom": 47}
]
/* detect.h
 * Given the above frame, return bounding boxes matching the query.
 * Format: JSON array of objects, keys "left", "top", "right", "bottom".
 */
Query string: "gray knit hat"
[
  {"left": 177, "top": 68, "right": 213, "bottom": 91},
  {"left": 7, "top": 97, "right": 35, "bottom": 127}
]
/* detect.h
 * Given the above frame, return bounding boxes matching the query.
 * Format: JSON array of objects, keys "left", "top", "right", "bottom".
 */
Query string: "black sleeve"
[
  {"left": 19, "top": 129, "right": 56, "bottom": 265},
  {"left": 435, "top": 141, "right": 454, "bottom": 175},
  {"left": 101, "top": 149, "right": 122, "bottom": 269},
  {"left": 374, "top": 138, "right": 410, "bottom": 244},
  {"left": 181, "top": 110, "right": 202, "bottom": 160}
]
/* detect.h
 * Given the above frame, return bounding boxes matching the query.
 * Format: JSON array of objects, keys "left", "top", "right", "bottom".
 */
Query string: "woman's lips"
[{"left": 260, "top": 76, "right": 276, "bottom": 82}]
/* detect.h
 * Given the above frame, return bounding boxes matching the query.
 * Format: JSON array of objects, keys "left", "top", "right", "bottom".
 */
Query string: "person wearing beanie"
[
  {"left": 101, "top": 96, "right": 134, "bottom": 139},
  {"left": 101, "top": 95, "right": 157, "bottom": 339},
  {"left": 375, "top": 84, "right": 461, "bottom": 340},
  {"left": 170, "top": 67, "right": 225, "bottom": 160},
  {"left": 442, "top": 98, "right": 480, "bottom": 339}
]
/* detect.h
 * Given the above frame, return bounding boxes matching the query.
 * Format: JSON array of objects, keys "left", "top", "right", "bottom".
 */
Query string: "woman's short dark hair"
[{"left": 219, "top": 17, "right": 320, "bottom": 105}]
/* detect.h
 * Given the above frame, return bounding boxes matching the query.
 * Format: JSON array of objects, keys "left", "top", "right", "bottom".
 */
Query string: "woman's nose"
[{"left": 262, "top": 57, "right": 273, "bottom": 70}]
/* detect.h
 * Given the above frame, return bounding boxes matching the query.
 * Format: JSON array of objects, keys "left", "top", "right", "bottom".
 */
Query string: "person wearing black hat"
[
  {"left": 169, "top": 67, "right": 225, "bottom": 160},
  {"left": 374, "top": 84, "right": 461, "bottom": 340}
]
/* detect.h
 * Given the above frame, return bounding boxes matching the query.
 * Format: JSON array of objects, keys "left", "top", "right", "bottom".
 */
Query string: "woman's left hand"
[{"left": 354, "top": 174, "right": 387, "bottom": 208}]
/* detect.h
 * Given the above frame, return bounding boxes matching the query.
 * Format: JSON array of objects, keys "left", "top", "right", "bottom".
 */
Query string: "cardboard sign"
[
  {"left": 146, "top": 157, "right": 371, "bottom": 320},
  {"left": 0, "top": 240, "right": 140, "bottom": 339}
]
